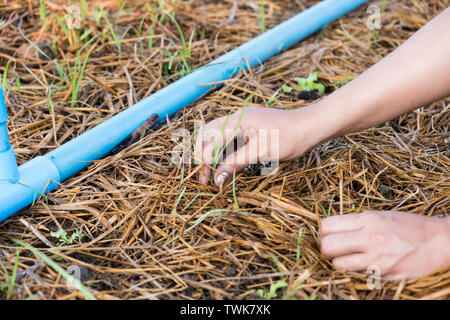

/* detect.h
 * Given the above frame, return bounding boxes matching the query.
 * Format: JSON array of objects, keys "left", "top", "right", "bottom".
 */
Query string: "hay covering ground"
[{"left": 0, "top": 0, "right": 449, "bottom": 300}]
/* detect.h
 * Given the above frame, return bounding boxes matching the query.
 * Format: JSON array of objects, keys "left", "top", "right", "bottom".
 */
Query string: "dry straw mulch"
[{"left": 0, "top": 0, "right": 449, "bottom": 300}]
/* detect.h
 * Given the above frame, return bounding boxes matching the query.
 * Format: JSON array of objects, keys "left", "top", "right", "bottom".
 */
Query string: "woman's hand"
[
  {"left": 194, "top": 9, "right": 450, "bottom": 188},
  {"left": 318, "top": 211, "right": 450, "bottom": 280},
  {"left": 195, "top": 106, "right": 323, "bottom": 186}
]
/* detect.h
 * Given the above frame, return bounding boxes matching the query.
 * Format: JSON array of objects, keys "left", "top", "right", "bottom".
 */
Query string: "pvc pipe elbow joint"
[
  {"left": 0, "top": 86, "right": 19, "bottom": 182},
  {"left": 0, "top": 156, "right": 61, "bottom": 221},
  {"left": 0, "top": 87, "right": 61, "bottom": 221}
]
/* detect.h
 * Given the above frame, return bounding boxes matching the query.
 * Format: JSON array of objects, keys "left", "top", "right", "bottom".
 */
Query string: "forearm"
[{"left": 299, "top": 8, "right": 450, "bottom": 146}]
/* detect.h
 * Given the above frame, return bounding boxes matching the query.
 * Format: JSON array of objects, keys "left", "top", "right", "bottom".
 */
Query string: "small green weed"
[
  {"left": 256, "top": 280, "right": 288, "bottom": 299},
  {"left": 282, "top": 72, "right": 325, "bottom": 95},
  {"left": 50, "top": 229, "right": 85, "bottom": 245}
]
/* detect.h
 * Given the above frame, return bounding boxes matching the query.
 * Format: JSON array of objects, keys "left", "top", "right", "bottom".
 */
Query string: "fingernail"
[{"left": 216, "top": 171, "right": 230, "bottom": 186}]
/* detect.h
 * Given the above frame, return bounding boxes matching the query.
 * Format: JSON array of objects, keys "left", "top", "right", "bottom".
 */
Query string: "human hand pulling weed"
[{"left": 195, "top": 8, "right": 450, "bottom": 280}]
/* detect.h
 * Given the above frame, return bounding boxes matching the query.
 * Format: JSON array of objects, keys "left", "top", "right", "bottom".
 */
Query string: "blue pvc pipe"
[
  {"left": 0, "top": 86, "right": 19, "bottom": 183},
  {"left": 0, "top": 0, "right": 368, "bottom": 221}
]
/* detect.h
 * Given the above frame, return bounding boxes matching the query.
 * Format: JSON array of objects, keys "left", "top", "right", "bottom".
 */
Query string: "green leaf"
[
  {"left": 296, "top": 227, "right": 304, "bottom": 263},
  {"left": 256, "top": 289, "right": 265, "bottom": 298},
  {"left": 266, "top": 280, "right": 288, "bottom": 299},
  {"left": 232, "top": 170, "right": 239, "bottom": 210},
  {"left": 281, "top": 85, "right": 293, "bottom": 93},
  {"left": 50, "top": 229, "right": 68, "bottom": 240},
  {"left": 294, "top": 72, "right": 325, "bottom": 95}
]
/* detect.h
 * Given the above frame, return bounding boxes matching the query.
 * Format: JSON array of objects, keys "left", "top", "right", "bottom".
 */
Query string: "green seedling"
[
  {"left": 372, "top": 30, "right": 380, "bottom": 41},
  {"left": 171, "top": 185, "right": 187, "bottom": 217},
  {"left": 12, "top": 239, "right": 96, "bottom": 300},
  {"left": 271, "top": 253, "right": 285, "bottom": 277},
  {"left": 148, "top": 29, "right": 155, "bottom": 49},
  {"left": 56, "top": 14, "right": 76, "bottom": 47},
  {"left": 135, "top": 16, "right": 147, "bottom": 53},
  {"left": 120, "top": 26, "right": 134, "bottom": 43},
  {"left": 24, "top": 293, "right": 40, "bottom": 300},
  {"left": 69, "top": 49, "right": 91, "bottom": 107},
  {"left": 163, "top": 41, "right": 191, "bottom": 79},
  {"left": 322, "top": 145, "right": 351, "bottom": 157},
  {"left": 166, "top": 44, "right": 178, "bottom": 69},
  {"left": 281, "top": 84, "right": 293, "bottom": 93},
  {"left": 80, "top": 0, "right": 87, "bottom": 19},
  {"left": 318, "top": 193, "right": 335, "bottom": 217},
  {"left": 93, "top": 7, "right": 102, "bottom": 25},
  {"left": 51, "top": 249, "right": 65, "bottom": 262},
  {"left": 68, "top": 33, "right": 98, "bottom": 107},
  {"left": 20, "top": 31, "right": 69, "bottom": 84},
  {"left": 101, "top": 8, "right": 121, "bottom": 52},
  {"left": 259, "top": 0, "right": 266, "bottom": 32},
  {"left": 1, "top": 60, "right": 11, "bottom": 89},
  {"left": 211, "top": 110, "right": 232, "bottom": 170},
  {"left": 341, "top": 25, "right": 356, "bottom": 42},
  {"left": 39, "top": 0, "right": 47, "bottom": 30},
  {"left": 305, "top": 293, "right": 317, "bottom": 300},
  {"left": 232, "top": 170, "right": 239, "bottom": 210},
  {"left": 0, "top": 249, "right": 19, "bottom": 299},
  {"left": 256, "top": 280, "right": 288, "bottom": 299},
  {"left": 327, "top": 194, "right": 335, "bottom": 216},
  {"left": 282, "top": 72, "right": 325, "bottom": 95},
  {"left": 51, "top": 24, "right": 58, "bottom": 57},
  {"left": 79, "top": 28, "right": 94, "bottom": 43},
  {"left": 180, "top": 192, "right": 214, "bottom": 215},
  {"left": 166, "top": 208, "right": 230, "bottom": 245},
  {"left": 333, "top": 70, "right": 353, "bottom": 86},
  {"left": 295, "top": 72, "right": 325, "bottom": 94},
  {"left": 184, "top": 209, "right": 229, "bottom": 234},
  {"left": 166, "top": 13, "right": 194, "bottom": 58},
  {"left": 179, "top": 166, "right": 185, "bottom": 188},
  {"left": 50, "top": 229, "right": 85, "bottom": 245},
  {"left": 15, "top": 75, "right": 21, "bottom": 94},
  {"left": 212, "top": 94, "right": 253, "bottom": 171},
  {"left": 267, "top": 91, "right": 281, "bottom": 105},
  {"left": 101, "top": 29, "right": 107, "bottom": 42},
  {"left": 47, "top": 84, "right": 54, "bottom": 114},
  {"left": 296, "top": 227, "right": 304, "bottom": 264},
  {"left": 201, "top": 28, "right": 206, "bottom": 40}
]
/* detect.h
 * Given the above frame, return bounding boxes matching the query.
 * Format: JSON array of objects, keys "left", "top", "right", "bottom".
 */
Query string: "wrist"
[
  {"left": 428, "top": 216, "right": 450, "bottom": 268},
  {"left": 298, "top": 77, "right": 386, "bottom": 143},
  {"left": 444, "top": 217, "right": 450, "bottom": 264},
  {"left": 288, "top": 105, "right": 328, "bottom": 154},
  {"left": 290, "top": 99, "right": 350, "bottom": 151}
]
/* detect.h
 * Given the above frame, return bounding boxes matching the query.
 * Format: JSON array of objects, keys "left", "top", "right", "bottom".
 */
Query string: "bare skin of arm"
[{"left": 195, "top": 9, "right": 450, "bottom": 280}]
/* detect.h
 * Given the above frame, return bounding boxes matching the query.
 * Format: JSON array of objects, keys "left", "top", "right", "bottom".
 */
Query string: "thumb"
[{"left": 214, "top": 137, "right": 259, "bottom": 186}]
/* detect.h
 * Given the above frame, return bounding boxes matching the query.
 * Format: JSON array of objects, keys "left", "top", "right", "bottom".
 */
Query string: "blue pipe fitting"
[
  {"left": 0, "top": 86, "right": 19, "bottom": 182},
  {"left": 0, "top": 156, "right": 60, "bottom": 221}
]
